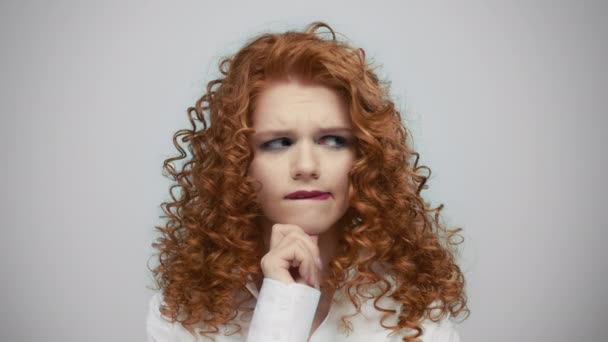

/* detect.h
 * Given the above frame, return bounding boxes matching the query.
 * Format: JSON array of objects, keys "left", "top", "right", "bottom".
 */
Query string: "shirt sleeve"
[
  {"left": 146, "top": 293, "right": 198, "bottom": 342},
  {"left": 386, "top": 314, "right": 461, "bottom": 342},
  {"left": 419, "top": 316, "right": 461, "bottom": 342},
  {"left": 246, "top": 278, "right": 321, "bottom": 342}
]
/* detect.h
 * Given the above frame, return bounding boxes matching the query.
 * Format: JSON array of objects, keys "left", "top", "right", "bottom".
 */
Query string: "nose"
[{"left": 290, "top": 139, "right": 319, "bottom": 180}]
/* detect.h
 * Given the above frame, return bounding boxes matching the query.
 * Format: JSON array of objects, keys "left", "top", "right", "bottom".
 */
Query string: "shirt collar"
[
  {"left": 245, "top": 276, "right": 260, "bottom": 299},
  {"left": 243, "top": 265, "right": 366, "bottom": 300}
]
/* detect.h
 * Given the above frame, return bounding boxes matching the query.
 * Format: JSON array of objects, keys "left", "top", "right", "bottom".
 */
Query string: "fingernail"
[{"left": 316, "top": 257, "right": 323, "bottom": 269}]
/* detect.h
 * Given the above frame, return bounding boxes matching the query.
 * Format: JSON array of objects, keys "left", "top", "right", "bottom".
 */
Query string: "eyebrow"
[{"left": 253, "top": 127, "right": 353, "bottom": 136}]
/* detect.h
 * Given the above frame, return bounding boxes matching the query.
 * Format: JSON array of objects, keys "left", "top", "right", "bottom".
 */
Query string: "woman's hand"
[{"left": 260, "top": 224, "right": 323, "bottom": 289}]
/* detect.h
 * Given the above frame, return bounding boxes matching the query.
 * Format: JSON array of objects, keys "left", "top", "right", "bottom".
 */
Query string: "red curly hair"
[{"left": 149, "top": 21, "right": 469, "bottom": 341}]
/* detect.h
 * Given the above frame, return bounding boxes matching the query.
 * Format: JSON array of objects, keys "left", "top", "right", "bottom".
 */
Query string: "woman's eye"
[
  {"left": 320, "top": 135, "right": 349, "bottom": 148},
  {"left": 260, "top": 138, "right": 292, "bottom": 150},
  {"left": 259, "top": 136, "right": 349, "bottom": 150}
]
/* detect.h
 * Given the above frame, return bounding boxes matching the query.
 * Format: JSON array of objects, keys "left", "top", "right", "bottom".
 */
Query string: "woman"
[{"left": 147, "top": 21, "right": 469, "bottom": 341}]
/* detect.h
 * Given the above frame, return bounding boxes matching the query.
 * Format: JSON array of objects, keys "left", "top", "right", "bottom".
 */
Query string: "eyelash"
[{"left": 260, "top": 135, "right": 350, "bottom": 151}]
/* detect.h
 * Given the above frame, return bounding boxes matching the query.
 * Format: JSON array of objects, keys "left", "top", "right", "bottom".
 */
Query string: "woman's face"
[{"left": 248, "top": 79, "right": 355, "bottom": 235}]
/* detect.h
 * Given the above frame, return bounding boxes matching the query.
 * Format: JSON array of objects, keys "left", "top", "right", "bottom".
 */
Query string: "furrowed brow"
[{"left": 253, "top": 127, "right": 352, "bottom": 137}]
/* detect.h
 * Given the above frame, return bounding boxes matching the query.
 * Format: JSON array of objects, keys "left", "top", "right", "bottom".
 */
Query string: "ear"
[
  {"left": 342, "top": 206, "right": 361, "bottom": 231},
  {"left": 348, "top": 182, "right": 356, "bottom": 204}
]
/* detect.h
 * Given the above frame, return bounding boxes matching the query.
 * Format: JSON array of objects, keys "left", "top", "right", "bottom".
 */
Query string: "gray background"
[{"left": 1, "top": 0, "right": 606, "bottom": 341}]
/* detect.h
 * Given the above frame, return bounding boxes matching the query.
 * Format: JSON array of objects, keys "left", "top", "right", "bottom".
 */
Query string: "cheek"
[
  {"left": 249, "top": 157, "right": 267, "bottom": 179},
  {"left": 340, "top": 157, "right": 355, "bottom": 180},
  {"left": 247, "top": 162, "right": 263, "bottom": 189},
  {"left": 333, "top": 163, "right": 353, "bottom": 191},
  {"left": 248, "top": 159, "right": 274, "bottom": 196}
]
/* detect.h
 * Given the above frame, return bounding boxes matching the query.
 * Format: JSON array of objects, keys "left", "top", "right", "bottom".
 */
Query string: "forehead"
[{"left": 251, "top": 80, "right": 350, "bottom": 129}]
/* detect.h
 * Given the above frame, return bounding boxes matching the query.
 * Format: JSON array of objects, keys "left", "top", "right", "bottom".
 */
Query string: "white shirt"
[{"left": 147, "top": 271, "right": 461, "bottom": 341}]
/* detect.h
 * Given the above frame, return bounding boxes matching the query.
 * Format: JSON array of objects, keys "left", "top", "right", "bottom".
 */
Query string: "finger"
[
  {"left": 304, "top": 256, "right": 320, "bottom": 289},
  {"left": 301, "top": 260, "right": 318, "bottom": 288},
  {"left": 307, "top": 235, "right": 322, "bottom": 269},
  {"left": 268, "top": 225, "right": 321, "bottom": 288},
  {"left": 260, "top": 254, "right": 293, "bottom": 284},
  {"left": 273, "top": 238, "right": 316, "bottom": 283},
  {"left": 292, "top": 232, "right": 322, "bottom": 271},
  {"left": 299, "top": 242, "right": 320, "bottom": 289},
  {"left": 269, "top": 224, "right": 289, "bottom": 250},
  {"left": 304, "top": 236, "right": 321, "bottom": 288},
  {"left": 293, "top": 249, "right": 317, "bottom": 289},
  {"left": 274, "top": 229, "right": 321, "bottom": 265},
  {"left": 269, "top": 224, "right": 305, "bottom": 250},
  {"left": 295, "top": 241, "right": 317, "bottom": 287}
]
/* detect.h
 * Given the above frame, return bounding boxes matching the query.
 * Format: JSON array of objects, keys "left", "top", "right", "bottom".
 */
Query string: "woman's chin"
[
  {"left": 296, "top": 222, "right": 331, "bottom": 235},
  {"left": 300, "top": 224, "right": 334, "bottom": 236}
]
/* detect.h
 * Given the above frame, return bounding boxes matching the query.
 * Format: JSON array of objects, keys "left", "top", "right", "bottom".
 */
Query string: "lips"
[{"left": 285, "top": 190, "right": 331, "bottom": 199}]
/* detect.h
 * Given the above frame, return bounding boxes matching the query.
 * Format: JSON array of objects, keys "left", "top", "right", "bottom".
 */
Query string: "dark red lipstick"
[{"left": 285, "top": 190, "right": 331, "bottom": 200}]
